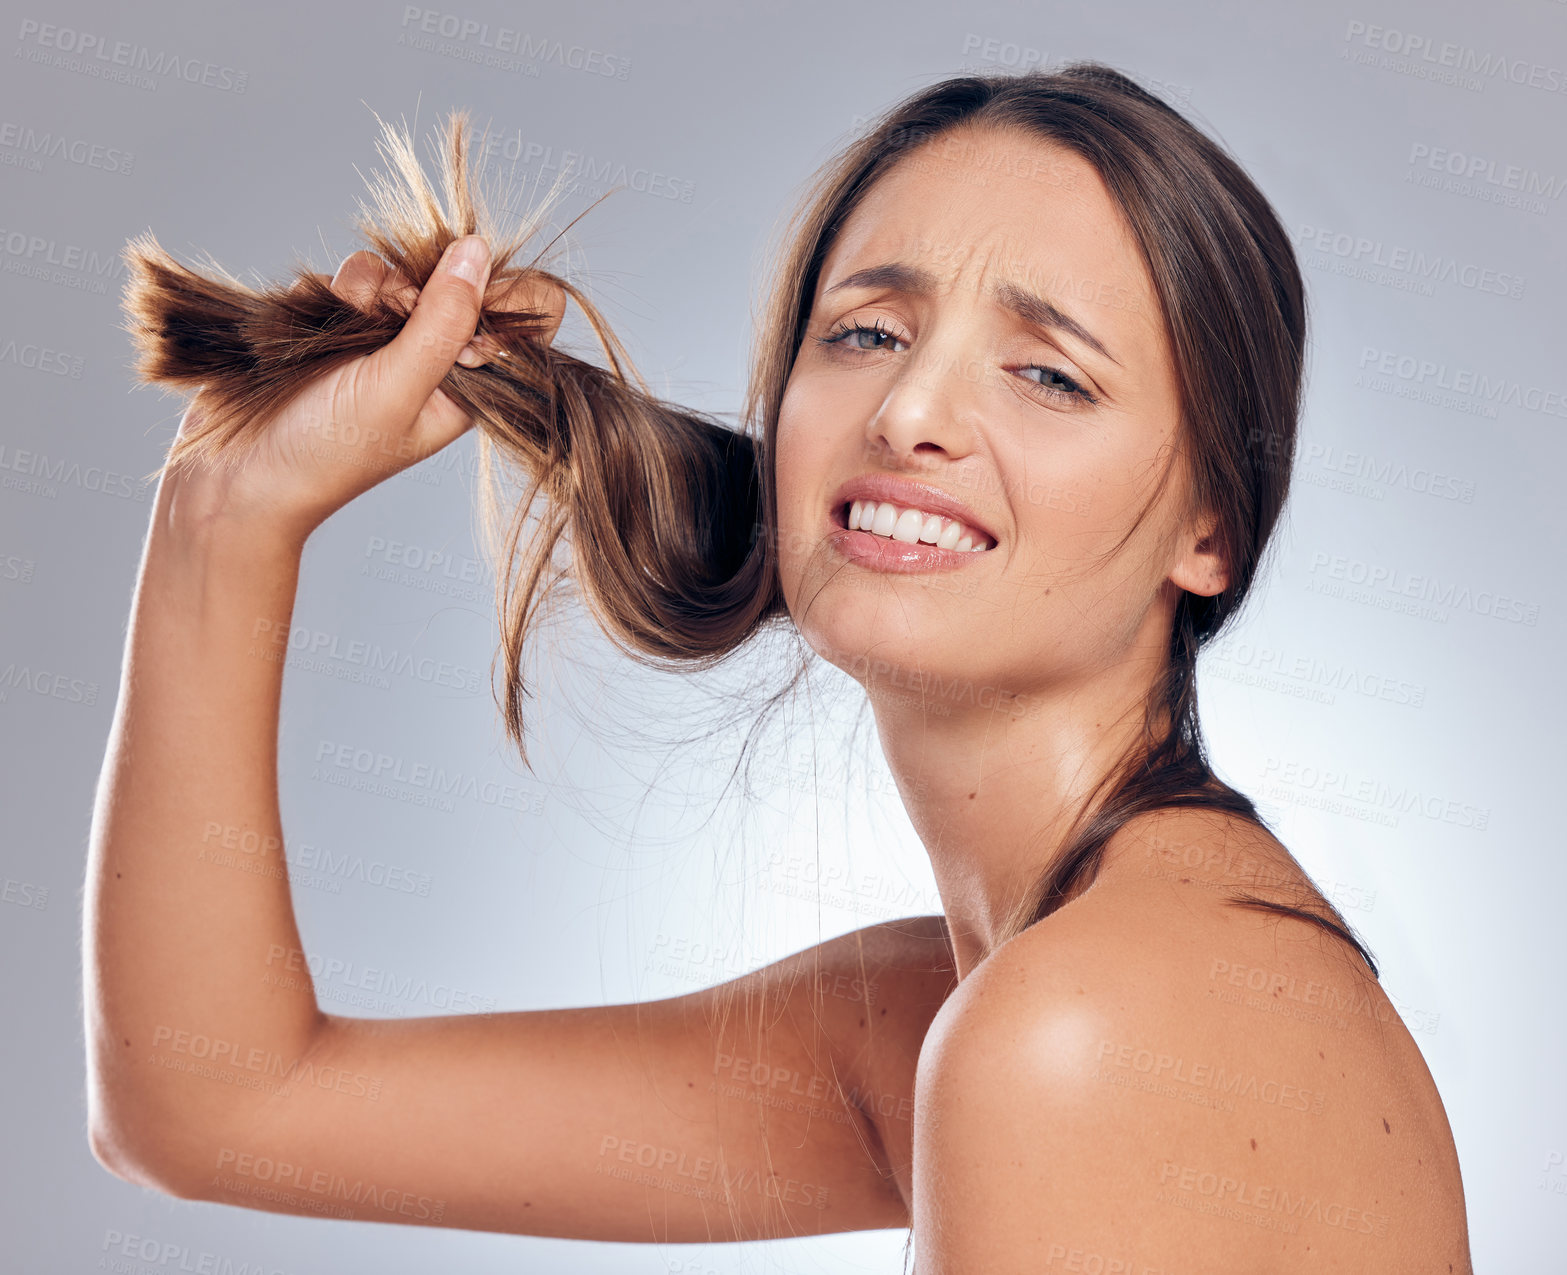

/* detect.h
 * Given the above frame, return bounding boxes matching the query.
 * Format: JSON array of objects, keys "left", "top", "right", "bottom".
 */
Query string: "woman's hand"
[{"left": 164, "top": 235, "right": 567, "bottom": 544}]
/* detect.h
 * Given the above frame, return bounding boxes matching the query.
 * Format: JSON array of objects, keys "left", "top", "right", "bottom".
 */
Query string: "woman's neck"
[{"left": 871, "top": 658, "right": 1163, "bottom": 982}]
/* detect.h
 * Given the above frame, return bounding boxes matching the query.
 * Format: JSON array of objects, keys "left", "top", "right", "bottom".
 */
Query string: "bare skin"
[{"left": 85, "top": 132, "right": 1472, "bottom": 1270}]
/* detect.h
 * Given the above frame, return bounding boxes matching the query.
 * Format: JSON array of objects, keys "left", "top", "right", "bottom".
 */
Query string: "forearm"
[{"left": 84, "top": 470, "right": 324, "bottom": 1186}]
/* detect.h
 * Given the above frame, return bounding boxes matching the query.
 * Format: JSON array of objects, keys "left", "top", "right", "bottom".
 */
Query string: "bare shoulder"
[{"left": 912, "top": 810, "right": 1472, "bottom": 1273}]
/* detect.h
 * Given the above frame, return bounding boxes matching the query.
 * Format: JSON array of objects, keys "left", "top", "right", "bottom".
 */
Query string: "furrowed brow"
[
  {"left": 992, "top": 280, "right": 1118, "bottom": 366},
  {"left": 822, "top": 262, "right": 940, "bottom": 297},
  {"left": 821, "top": 262, "right": 1118, "bottom": 366}
]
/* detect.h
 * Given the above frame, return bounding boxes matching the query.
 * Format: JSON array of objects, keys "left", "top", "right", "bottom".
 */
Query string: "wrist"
[{"left": 153, "top": 464, "right": 317, "bottom": 559}]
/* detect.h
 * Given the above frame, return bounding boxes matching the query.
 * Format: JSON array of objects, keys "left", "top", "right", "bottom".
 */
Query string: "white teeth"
[
  {"left": 892, "top": 509, "right": 925, "bottom": 543},
  {"left": 844, "top": 499, "right": 991, "bottom": 551}
]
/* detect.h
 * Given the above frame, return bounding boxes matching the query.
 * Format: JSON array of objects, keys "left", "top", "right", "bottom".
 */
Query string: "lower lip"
[{"left": 825, "top": 521, "right": 995, "bottom": 574}]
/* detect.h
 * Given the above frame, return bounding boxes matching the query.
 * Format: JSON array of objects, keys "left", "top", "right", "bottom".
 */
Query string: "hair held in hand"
[{"left": 119, "top": 109, "right": 784, "bottom": 762}]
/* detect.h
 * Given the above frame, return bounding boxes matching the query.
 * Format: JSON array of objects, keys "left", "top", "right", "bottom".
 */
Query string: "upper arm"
[
  {"left": 181, "top": 917, "right": 949, "bottom": 1242},
  {"left": 912, "top": 941, "right": 1130, "bottom": 1272}
]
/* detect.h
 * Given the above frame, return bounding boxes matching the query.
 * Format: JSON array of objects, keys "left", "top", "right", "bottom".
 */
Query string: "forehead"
[{"left": 815, "top": 124, "right": 1157, "bottom": 327}]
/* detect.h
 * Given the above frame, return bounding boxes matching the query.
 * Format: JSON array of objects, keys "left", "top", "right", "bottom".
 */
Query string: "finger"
[
  {"left": 376, "top": 264, "right": 421, "bottom": 315},
  {"left": 328, "top": 252, "right": 423, "bottom": 318},
  {"left": 453, "top": 275, "right": 567, "bottom": 369},
  {"left": 491, "top": 273, "right": 568, "bottom": 346},
  {"left": 369, "top": 235, "right": 491, "bottom": 419},
  {"left": 408, "top": 384, "right": 479, "bottom": 458},
  {"left": 328, "top": 250, "right": 390, "bottom": 310}
]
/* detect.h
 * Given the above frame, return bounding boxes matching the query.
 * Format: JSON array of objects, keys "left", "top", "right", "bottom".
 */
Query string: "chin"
[{"left": 793, "top": 577, "right": 962, "bottom": 687}]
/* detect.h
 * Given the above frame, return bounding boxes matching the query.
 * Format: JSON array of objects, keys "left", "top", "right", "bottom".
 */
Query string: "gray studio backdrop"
[{"left": 1, "top": 0, "right": 1562, "bottom": 1270}]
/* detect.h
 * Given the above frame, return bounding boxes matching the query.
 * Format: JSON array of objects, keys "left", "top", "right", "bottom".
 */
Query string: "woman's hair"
[{"left": 122, "top": 66, "right": 1375, "bottom": 978}]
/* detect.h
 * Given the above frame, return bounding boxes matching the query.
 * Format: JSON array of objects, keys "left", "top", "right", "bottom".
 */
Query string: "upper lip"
[{"left": 830, "top": 473, "right": 998, "bottom": 544}]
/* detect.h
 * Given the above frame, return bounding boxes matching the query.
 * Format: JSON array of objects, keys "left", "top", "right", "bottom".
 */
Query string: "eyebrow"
[{"left": 821, "top": 261, "right": 1120, "bottom": 366}]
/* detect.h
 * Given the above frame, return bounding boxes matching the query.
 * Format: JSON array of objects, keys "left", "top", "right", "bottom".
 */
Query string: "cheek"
[
  {"left": 999, "top": 426, "right": 1184, "bottom": 639},
  {"left": 772, "top": 401, "right": 807, "bottom": 522},
  {"left": 771, "top": 387, "right": 826, "bottom": 611}
]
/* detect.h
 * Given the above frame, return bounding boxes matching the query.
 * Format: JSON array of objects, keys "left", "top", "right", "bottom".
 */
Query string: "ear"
[{"left": 1168, "top": 508, "right": 1229, "bottom": 597}]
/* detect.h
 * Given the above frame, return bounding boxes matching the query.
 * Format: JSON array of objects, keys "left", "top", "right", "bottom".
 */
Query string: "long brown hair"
[{"left": 122, "top": 67, "right": 1375, "bottom": 979}]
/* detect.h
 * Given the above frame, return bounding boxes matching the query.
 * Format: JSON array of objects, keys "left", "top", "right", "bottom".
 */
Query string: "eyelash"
[{"left": 815, "top": 318, "right": 1098, "bottom": 406}]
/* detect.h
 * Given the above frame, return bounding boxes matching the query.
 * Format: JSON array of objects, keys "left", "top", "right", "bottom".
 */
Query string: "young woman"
[{"left": 85, "top": 63, "right": 1472, "bottom": 1271}]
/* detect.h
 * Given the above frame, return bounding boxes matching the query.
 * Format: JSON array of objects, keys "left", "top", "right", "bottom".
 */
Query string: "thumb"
[{"left": 372, "top": 235, "right": 491, "bottom": 416}]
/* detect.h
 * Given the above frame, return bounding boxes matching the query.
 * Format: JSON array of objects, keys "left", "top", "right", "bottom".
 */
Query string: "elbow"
[{"left": 86, "top": 1098, "right": 215, "bottom": 1203}]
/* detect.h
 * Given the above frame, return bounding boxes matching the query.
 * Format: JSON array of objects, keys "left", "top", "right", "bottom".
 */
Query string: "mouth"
[
  {"left": 824, "top": 477, "right": 999, "bottom": 574},
  {"left": 832, "top": 499, "right": 996, "bottom": 552}
]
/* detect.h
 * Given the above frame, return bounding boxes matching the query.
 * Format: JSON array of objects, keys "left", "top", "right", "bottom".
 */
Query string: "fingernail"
[{"left": 444, "top": 235, "right": 490, "bottom": 286}]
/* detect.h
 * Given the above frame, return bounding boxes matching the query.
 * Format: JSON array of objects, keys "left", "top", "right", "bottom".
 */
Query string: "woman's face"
[{"left": 773, "top": 123, "right": 1225, "bottom": 712}]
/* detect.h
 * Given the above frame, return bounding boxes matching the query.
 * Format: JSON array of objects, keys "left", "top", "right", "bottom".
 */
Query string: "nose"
[{"left": 863, "top": 338, "right": 983, "bottom": 464}]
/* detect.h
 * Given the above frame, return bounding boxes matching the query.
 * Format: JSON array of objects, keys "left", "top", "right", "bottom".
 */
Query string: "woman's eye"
[
  {"left": 1019, "top": 364, "right": 1093, "bottom": 403},
  {"left": 816, "top": 320, "right": 909, "bottom": 353}
]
